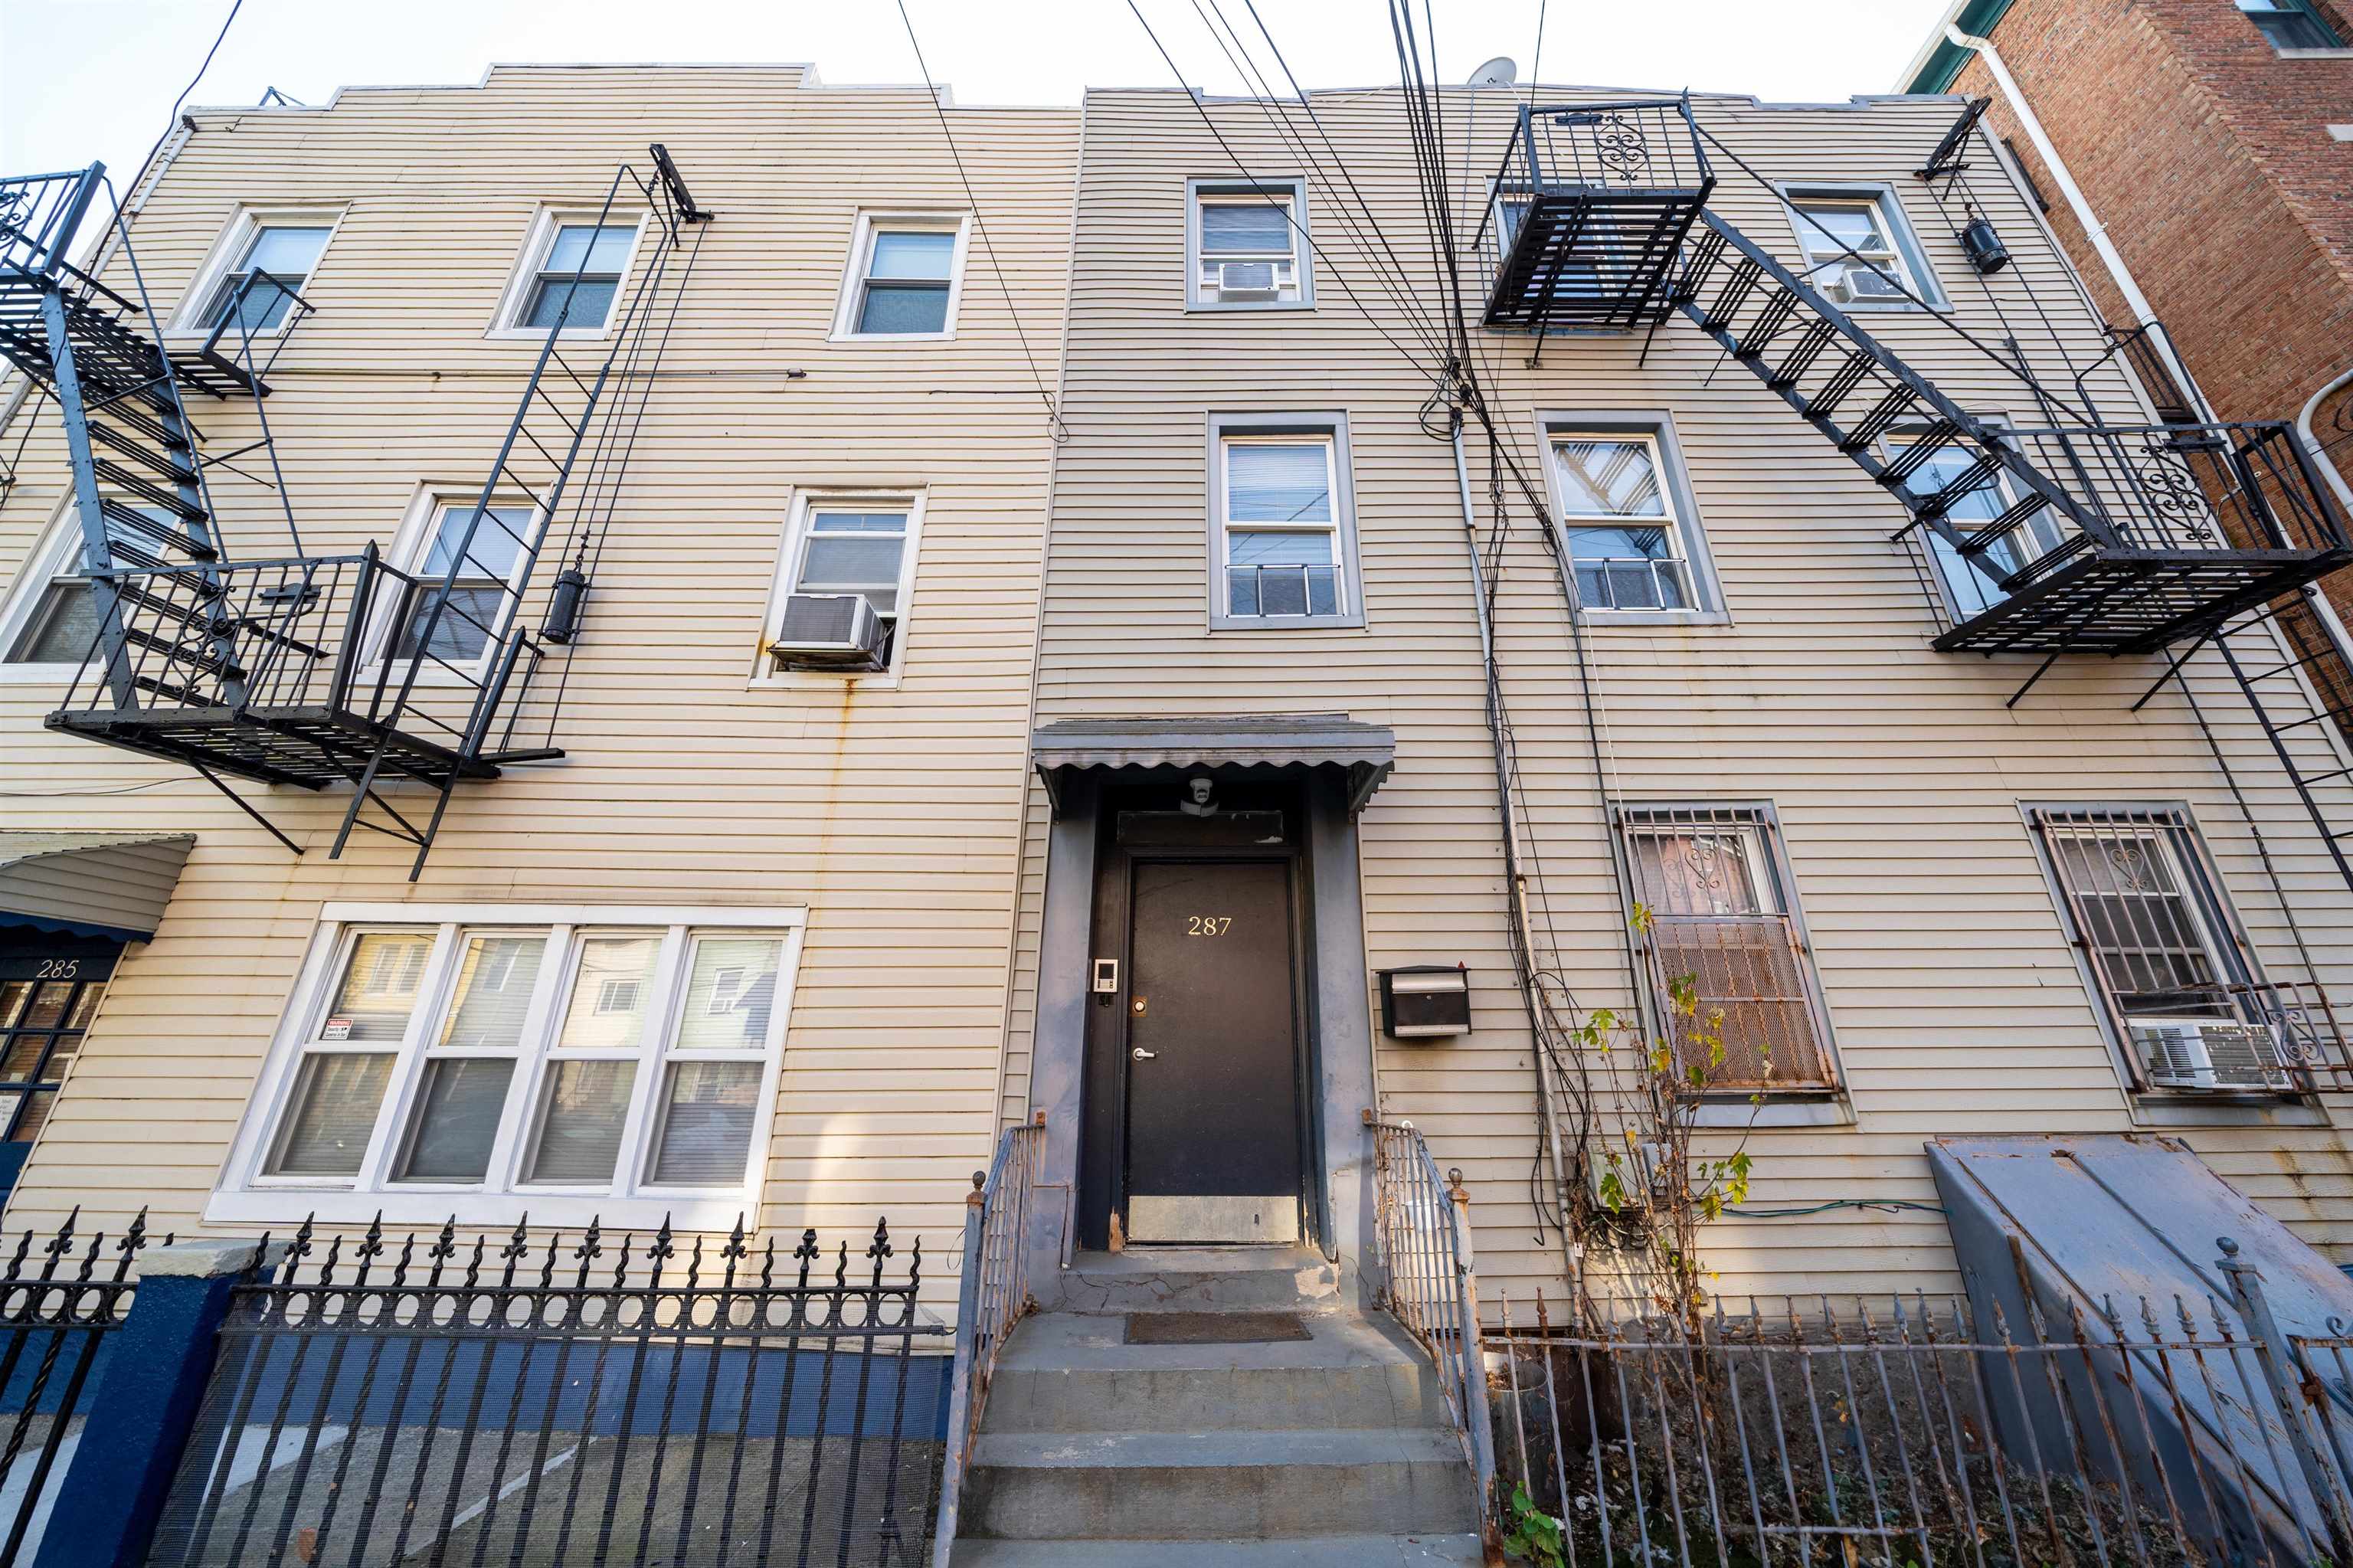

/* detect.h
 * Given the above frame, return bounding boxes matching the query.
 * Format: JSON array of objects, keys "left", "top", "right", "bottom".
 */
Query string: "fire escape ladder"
[
  {"left": 12, "top": 149, "right": 709, "bottom": 879},
  {"left": 326, "top": 144, "right": 711, "bottom": 875},
  {"left": 2186, "top": 597, "right": 2353, "bottom": 897},
  {"left": 1666, "top": 209, "right": 2353, "bottom": 660}
]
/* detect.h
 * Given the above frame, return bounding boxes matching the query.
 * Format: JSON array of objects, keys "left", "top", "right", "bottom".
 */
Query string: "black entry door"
[{"left": 1123, "top": 858, "right": 1303, "bottom": 1242}]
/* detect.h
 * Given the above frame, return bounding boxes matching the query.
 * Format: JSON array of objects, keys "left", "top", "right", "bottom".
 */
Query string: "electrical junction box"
[{"left": 1377, "top": 964, "right": 1471, "bottom": 1040}]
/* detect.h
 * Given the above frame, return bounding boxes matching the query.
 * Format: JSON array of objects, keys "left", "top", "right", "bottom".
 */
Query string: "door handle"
[{"left": 1132, "top": 1048, "right": 1157, "bottom": 1061}]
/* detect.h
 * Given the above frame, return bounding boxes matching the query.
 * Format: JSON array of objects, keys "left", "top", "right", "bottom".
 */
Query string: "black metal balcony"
[
  {"left": 1475, "top": 97, "right": 1713, "bottom": 334},
  {"left": 1926, "top": 421, "right": 2352, "bottom": 656},
  {"left": 44, "top": 546, "right": 532, "bottom": 797}
]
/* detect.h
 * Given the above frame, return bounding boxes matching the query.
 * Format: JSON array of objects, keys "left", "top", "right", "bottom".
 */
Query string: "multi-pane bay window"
[
  {"left": 218, "top": 908, "right": 803, "bottom": 1226},
  {"left": 1209, "top": 415, "right": 1361, "bottom": 629},
  {"left": 1546, "top": 417, "right": 1720, "bottom": 619},
  {"left": 1619, "top": 806, "right": 1838, "bottom": 1093},
  {"left": 1190, "top": 178, "right": 1311, "bottom": 308},
  {"left": 2027, "top": 807, "right": 2289, "bottom": 1093}
]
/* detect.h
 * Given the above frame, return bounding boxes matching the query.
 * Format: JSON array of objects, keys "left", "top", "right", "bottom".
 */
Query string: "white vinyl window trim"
[
  {"left": 0, "top": 499, "right": 105, "bottom": 684},
  {"left": 363, "top": 486, "right": 544, "bottom": 686},
  {"left": 754, "top": 490, "right": 927, "bottom": 686},
  {"left": 487, "top": 208, "right": 648, "bottom": 340},
  {"left": 1779, "top": 184, "right": 1943, "bottom": 312},
  {"left": 208, "top": 905, "right": 807, "bottom": 1231},
  {"left": 1205, "top": 414, "right": 1363, "bottom": 630},
  {"left": 829, "top": 212, "right": 971, "bottom": 342},
  {"left": 1187, "top": 177, "right": 1314, "bottom": 310},
  {"left": 166, "top": 205, "right": 345, "bottom": 338}
]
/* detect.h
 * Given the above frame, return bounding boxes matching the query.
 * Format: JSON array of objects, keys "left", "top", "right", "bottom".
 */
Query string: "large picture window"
[{"left": 218, "top": 907, "right": 803, "bottom": 1227}]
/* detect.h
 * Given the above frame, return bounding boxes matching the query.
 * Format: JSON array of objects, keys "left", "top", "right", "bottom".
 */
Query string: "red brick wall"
[{"left": 1951, "top": 0, "right": 2353, "bottom": 427}]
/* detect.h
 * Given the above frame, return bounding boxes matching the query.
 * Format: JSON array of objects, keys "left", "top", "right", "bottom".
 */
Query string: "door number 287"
[{"left": 1184, "top": 915, "right": 1232, "bottom": 937}]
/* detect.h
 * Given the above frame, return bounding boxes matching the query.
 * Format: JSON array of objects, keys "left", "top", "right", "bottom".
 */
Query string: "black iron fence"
[
  {"left": 142, "top": 1216, "right": 949, "bottom": 1568},
  {"left": 0, "top": 1209, "right": 165, "bottom": 1563},
  {"left": 1488, "top": 1276, "right": 2353, "bottom": 1568}
]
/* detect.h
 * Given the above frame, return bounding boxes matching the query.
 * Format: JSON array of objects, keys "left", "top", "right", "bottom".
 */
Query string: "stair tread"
[
  {"left": 1002, "top": 1310, "right": 1426, "bottom": 1373},
  {"left": 951, "top": 1534, "right": 1488, "bottom": 1566},
  {"left": 969, "top": 1426, "right": 1466, "bottom": 1471}
]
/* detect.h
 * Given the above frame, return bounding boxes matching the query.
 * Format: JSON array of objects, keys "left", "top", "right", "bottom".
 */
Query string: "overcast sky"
[{"left": 5, "top": 0, "right": 1955, "bottom": 190}]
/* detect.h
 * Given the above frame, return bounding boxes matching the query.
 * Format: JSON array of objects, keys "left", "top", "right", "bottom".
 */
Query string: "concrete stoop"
[{"left": 950, "top": 1246, "right": 1486, "bottom": 1566}]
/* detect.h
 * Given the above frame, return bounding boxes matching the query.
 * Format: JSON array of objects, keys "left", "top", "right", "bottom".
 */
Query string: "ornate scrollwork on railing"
[{"left": 1591, "top": 113, "right": 1653, "bottom": 182}]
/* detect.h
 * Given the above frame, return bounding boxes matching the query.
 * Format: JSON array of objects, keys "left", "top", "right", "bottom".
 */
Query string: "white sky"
[{"left": 4, "top": 0, "right": 1954, "bottom": 188}]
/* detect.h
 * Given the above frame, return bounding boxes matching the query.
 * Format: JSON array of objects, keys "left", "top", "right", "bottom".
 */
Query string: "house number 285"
[{"left": 1185, "top": 916, "right": 1232, "bottom": 937}]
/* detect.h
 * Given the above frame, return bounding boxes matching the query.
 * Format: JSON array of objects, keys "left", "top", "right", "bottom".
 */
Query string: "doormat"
[{"left": 1124, "top": 1311, "right": 1311, "bottom": 1345}]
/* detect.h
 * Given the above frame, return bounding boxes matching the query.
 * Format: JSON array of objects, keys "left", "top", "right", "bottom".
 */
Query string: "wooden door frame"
[{"left": 1077, "top": 775, "right": 1321, "bottom": 1250}]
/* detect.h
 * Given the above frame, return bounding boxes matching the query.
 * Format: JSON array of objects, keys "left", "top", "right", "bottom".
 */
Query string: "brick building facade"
[{"left": 1904, "top": 0, "right": 2353, "bottom": 628}]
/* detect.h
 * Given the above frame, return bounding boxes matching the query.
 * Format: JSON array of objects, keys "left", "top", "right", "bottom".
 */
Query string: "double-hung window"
[
  {"left": 767, "top": 496, "right": 921, "bottom": 673},
  {"left": 1785, "top": 186, "right": 1939, "bottom": 309},
  {"left": 837, "top": 215, "right": 965, "bottom": 338},
  {"left": 1190, "top": 178, "right": 1310, "bottom": 308},
  {"left": 1209, "top": 415, "right": 1360, "bottom": 628},
  {"left": 1, "top": 503, "right": 173, "bottom": 670},
  {"left": 2240, "top": 0, "right": 2343, "bottom": 50},
  {"left": 2027, "top": 807, "right": 2289, "bottom": 1093},
  {"left": 1619, "top": 806, "right": 1838, "bottom": 1093},
  {"left": 393, "top": 499, "right": 535, "bottom": 668},
  {"left": 1886, "top": 424, "right": 2068, "bottom": 621},
  {"left": 1545, "top": 418, "right": 1720, "bottom": 618},
  {"left": 199, "top": 223, "right": 331, "bottom": 334},
  {"left": 503, "top": 218, "right": 639, "bottom": 334},
  {"left": 224, "top": 908, "right": 803, "bottom": 1227}
]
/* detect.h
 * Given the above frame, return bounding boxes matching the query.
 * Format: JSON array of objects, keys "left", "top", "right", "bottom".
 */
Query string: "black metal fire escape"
[
  {"left": 0, "top": 147, "right": 710, "bottom": 878},
  {"left": 1478, "top": 97, "right": 2353, "bottom": 893}
]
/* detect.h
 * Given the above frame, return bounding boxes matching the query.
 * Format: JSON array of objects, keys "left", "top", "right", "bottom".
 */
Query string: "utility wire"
[{"left": 896, "top": 0, "right": 1067, "bottom": 440}]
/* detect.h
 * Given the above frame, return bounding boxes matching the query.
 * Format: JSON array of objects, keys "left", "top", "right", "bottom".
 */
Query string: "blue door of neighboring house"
[{"left": 0, "top": 936, "right": 118, "bottom": 1205}]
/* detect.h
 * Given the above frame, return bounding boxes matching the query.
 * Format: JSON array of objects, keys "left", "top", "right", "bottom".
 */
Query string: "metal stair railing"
[
  {"left": 932, "top": 1114, "right": 1048, "bottom": 1568},
  {"left": 1369, "top": 1115, "right": 1499, "bottom": 1547}
]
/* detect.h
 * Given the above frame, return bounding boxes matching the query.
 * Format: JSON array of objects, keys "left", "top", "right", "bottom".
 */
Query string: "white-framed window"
[
  {"left": 1541, "top": 414, "right": 1723, "bottom": 620},
  {"left": 1782, "top": 185, "right": 1942, "bottom": 310},
  {"left": 1618, "top": 804, "right": 1839, "bottom": 1094},
  {"left": 171, "top": 208, "right": 341, "bottom": 336},
  {"left": 1883, "top": 421, "right": 2071, "bottom": 623},
  {"left": 211, "top": 905, "right": 806, "bottom": 1229},
  {"left": 0, "top": 500, "right": 171, "bottom": 679},
  {"left": 491, "top": 211, "right": 645, "bottom": 336},
  {"left": 1208, "top": 414, "right": 1362, "bottom": 629},
  {"left": 1188, "top": 178, "right": 1311, "bottom": 309},
  {"left": 2024, "top": 805, "right": 2289, "bottom": 1096},
  {"left": 377, "top": 491, "right": 539, "bottom": 676},
  {"left": 760, "top": 493, "right": 926, "bottom": 679},
  {"left": 2240, "top": 0, "right": 2343, "bottom": 51},
  {"left": 832, "top": 213, "right": 968, "bottom": 339}
]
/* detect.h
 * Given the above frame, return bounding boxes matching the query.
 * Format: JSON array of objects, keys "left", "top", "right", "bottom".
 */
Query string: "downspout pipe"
[{"left": 1946, "top": 21, "right": 2212, "bottom": 420}]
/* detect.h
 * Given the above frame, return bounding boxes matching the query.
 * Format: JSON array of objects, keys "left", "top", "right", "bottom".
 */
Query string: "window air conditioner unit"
[
  {"left": 770, "top": 593, "right": 887, "bottom": 672},
  {"left": 1839, "top": 264, "right": 1908, "bottom": 303},
  {"left": 2129, "top": 1016, "right": 2292, "bottom": 1092},
  {"left": 1216, "top": 260, "right": 1284, "bottom": 299}
]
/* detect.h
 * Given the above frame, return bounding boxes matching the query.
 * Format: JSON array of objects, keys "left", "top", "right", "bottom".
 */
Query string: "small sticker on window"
[{"left": 321, "top": 1019, "right": 352, "bottom": 1041}]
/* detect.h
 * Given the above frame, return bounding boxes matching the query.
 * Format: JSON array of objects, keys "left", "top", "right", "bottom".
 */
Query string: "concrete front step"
[
  {"left": 988, "top": 1310, "right": 1447, "bottom": 1432},
  {"left": 1049, "top": 1246, "right": 1340, "bottom": 1314},
  {"left": 948, "top": 1533, "right": 1490, "bottom": 1566},
  {"left": 960, "top": 1426, "right": 1478, "bottom": 1540}
]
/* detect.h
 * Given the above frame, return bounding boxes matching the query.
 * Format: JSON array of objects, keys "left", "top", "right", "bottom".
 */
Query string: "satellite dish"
[{"left": 1468, "top": 56, "right": 1518, "bottom": 87}]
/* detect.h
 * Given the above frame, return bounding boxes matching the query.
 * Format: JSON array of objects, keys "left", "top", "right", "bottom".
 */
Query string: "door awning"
[
  {"left": 1032, "top": 715, "right": 1396, "bottom": 814},
  {"left": 0, "top": 831, "right": 195, "bottom": 941}
]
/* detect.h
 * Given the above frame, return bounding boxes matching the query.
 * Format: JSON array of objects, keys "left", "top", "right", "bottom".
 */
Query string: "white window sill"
[
  {"left": 1579, "top": 610, "right": 1733, "bottom": 628},
  {"left": 1186, "top": 300, "right": 1315, "bottom": 313},
  {"left": 161, "top": 326, "right": 293, "bottom": 344},
  {"left": 2277, "top": 47, "right": 2353, "bottom": 58},
  {"left": 1207, "top": 616, "right": 1366, "bottom": 633},
  {"left": 1689, "top": 1095, "right": 1853, "bottom": 1129},
  {"left": 826, "top": 330, "right": 960, "bottom": 345},
  {"left": 205, "top": 1187, "right": 758, "bottom": 1233},
  {"left": 0, "top": 662, "right": 83, "bottom": 686},
  {"left": 483, "top": 326, "right": 617, "bottom": 344},
  {"left": 748, "top": 667, "right": 904, "bottom": 692},
  {"left": 2128, "top": 1092, "right": 2330, "bottom": 1129}
]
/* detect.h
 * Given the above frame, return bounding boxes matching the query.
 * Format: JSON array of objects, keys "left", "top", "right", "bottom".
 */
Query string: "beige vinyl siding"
[
  {"left": 0, "top": 66, "right": 1075, "bottom": 1309},
  {"left": 1019, "top": 86, "right": 2353, "bottom": 1303}
]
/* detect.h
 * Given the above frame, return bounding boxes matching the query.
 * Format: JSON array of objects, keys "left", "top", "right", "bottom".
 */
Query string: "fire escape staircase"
[
  {"left": 2, "top": 149, "right": 710, "bottom": 877},
  {"left": 1478, "top": 100, "right": 2353, "bottom": 895}
]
